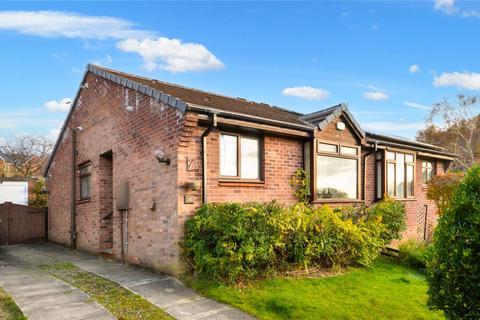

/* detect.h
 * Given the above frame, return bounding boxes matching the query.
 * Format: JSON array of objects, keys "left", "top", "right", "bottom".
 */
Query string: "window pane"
[
  {"left": 405, "top": 154, "right": 414, "bottom": 163},
  {"left": 81, "top": 176, "right": 90, "bottom": 198},
  {"left": 376, "top": 161, "right": 382, "bottom": 199},
  {"left": 396, "top": 154, "right": 405, "bottom": 198},
  {"left": 407, "top": 165, "right": 414, "bottom": 197},
  {"left": 80, "top": 165, "right": 90, "bottom": 175},
  {"left": 387, "top": 152, "right": 395, "bottom": 160},
  {"left": 340, "top": 146, "right": 358, "bottom": 156},
  {"left": 375, "top": 152, "right": 382, "bottom": 160},
  {"left": 318, "top": 143, "right": 338, "bottom": 153},
  {"left": 220, "top": 134, "right": 238, "bottom": 176},
  {"left": 316, "top": 156, "right": 357, "bottom": 199},
  {"left": 240, "top": 137, "right": 259, "bottom": 179},
  {"left": 387, "top": 163, "right": 395, "bottom": 196}
]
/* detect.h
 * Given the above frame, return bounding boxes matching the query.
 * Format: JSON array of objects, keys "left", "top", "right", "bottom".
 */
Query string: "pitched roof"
[
  {"left": 91, "top": 65, "right": 306, "bottom": 126},
  {"left": 300, "top": 103, "right": 365, "bottom": 139},
  {"left": 44, "top": 64, "right": 454, "bottom": 175}
]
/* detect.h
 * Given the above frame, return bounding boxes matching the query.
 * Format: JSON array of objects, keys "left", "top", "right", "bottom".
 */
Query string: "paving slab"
[
  {"left": 9, "top": 243, "right": 255, "bottom": 320},
  {"left": 0, "top": 248, "right": 115, "bottom": 320}
]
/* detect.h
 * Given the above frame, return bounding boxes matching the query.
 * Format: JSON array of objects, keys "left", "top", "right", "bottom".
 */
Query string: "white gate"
[{"left": 0, "top": 181, "right": 29, "bottom": 205}]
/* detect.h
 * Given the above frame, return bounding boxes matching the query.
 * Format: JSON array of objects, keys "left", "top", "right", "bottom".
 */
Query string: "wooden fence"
[{"left": 0, "top": 202, "right": 47, "bottom": 246}]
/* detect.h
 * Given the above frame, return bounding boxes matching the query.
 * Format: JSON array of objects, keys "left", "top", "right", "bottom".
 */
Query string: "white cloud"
[
  {"left": 362, "top": 121, "right": 425, "bottom": 132},
  {"left": 282, "top": 86, "right": 330, "bottom": 100},
  {"left": 404, "top": 101, "right": 430, "bottom": 110},
  {"left": 0, "top": 11, "right": 153, "bottom": 39},
  {"left": 44, "top": 98, "right": 72, "bottom": 112},
  {"left": 363, "top": 91, "right": 389, "bottom": 101},
  {"left": 433, "top": 72, "right": 480, "bottom": 90},
  {"left": 434, "top": 0, "right": 480, "bottom": 17},
  {"left": 117, "top": 37, "right": 224, "bottom": 73},
  {"left": 409, "top": 64, "right": 420, "bottom": 74}
]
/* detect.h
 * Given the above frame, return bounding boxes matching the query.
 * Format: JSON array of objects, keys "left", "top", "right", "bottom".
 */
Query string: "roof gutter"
[{"left": 366, "top": 139, "right": 456, "bottom": 159}]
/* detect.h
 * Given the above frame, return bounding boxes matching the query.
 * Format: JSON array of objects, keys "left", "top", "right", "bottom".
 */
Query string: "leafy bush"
[
  {"left": 368, "top": 196, "right": 406, "bottom": 244},
  {"left": 184, "top": 197, "right": 405, "bottom": 282},
  {"left": 426, "top": 165, "right": 480, "bottom": 319},
  {"left": 183, "top": 202, "right": 285, "bottom": 282},
  {"left": 284, "top": 204, "right": 385, "bottom": 268},
  {"left": 290, "top": 168, "right": 311, "bottom": 203},
  {"left": 426, "top": 172, "right": 463, "bottom": 215},
  {"left": 398, "top": 240, "right": 430, "bottom": 270}
]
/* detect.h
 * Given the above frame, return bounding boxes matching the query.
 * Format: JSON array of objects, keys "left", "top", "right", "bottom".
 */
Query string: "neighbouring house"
[{"left": 45, "top": 64, "right": 455, "bottom": 275}]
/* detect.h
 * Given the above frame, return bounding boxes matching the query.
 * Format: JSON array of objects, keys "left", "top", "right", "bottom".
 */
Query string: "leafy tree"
[
  {"left": 426, "top": 172, "right": 463, "bottom": 215},
  {"left": 426, "top": 165, "right": 480, "bottom": 319},
  {"left": 416, "top": 94, "right": 480, "bottom": 170},
  {"left": 1, "top": 135, "right": 53, "bottom": 177},
  {"left": 29, "top": 178, "right": 48, "bottom": 208}
]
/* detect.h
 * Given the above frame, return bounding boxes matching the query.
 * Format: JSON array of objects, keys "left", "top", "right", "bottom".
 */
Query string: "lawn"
[
  {"left": 188, "top": 257, "right": 444, "bottom": 320},
  {"left": 0, "top": 287, "right": 26, "bottom": 320},
  {"left": 41, "top": 262, "right": 173, "bottom": 320}
]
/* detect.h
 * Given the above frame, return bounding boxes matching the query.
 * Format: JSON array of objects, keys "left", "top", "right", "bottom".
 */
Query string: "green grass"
[
  {"left": 41, "top": 262, "right": 172, "bottom": 320},
  {"left": 0, "top": 287, "right": 26, "bottom": 320},
  {"left": 187, "top": 257, "right": 444, "bottom": 320}
]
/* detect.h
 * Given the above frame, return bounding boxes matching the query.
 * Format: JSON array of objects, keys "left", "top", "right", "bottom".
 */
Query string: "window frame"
[
  {"left": 384, "top": 150, "right": 416, "bottom": 200},
  {"left": 313, "top": 139, "right": 361, "bottom": 202},
  {"left": 79, "top": 161, "right": 92, "bottom": 201},
  {"left": 218, "top": 132, "right": 263, "bottom": 183},
  {"left": 421, "top": 160, "right": 436, "bottom": 183}
]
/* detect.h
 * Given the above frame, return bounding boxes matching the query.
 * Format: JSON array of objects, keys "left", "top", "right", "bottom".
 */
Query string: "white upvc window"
[{"left": 220, "top": 133, "right": 261, "bottom": 180}]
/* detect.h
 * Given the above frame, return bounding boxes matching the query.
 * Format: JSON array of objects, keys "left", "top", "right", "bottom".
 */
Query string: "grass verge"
[
  {"left": 186, "top": 256, "right": 444, "bottom": 320},
  {"left": 41, "top": 262, "right": 172, "bottom": 320},
  {"left": 0, "top": 287, "right": 26, "bottom": 320}
]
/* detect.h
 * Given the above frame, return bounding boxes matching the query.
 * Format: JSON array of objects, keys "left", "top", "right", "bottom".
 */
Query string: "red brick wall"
[
  {"left": 47, "top": 72, "right": 449, "bottom": 275},
  {"left": 47, "top": 72, "right": 184, "bottom": 274}
]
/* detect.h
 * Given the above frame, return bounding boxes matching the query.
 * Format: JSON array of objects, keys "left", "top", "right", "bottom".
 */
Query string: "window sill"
[
  {"left": 313, "top": 199, "right": 363, "bottom": 203},
  {"left": 77, "top": 198, "right": 91, "bottom": 204},
  {"left": 218, "top": 179, "right": 265, "bottom": 187}
]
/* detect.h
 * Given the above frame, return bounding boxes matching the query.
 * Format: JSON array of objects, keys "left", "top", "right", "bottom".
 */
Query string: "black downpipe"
[
  {"left": 201, "top": 114, "right": 217, "bottom": 204},
  {"left": 70, "top": 128, "right": 77, "bottom": 250}
]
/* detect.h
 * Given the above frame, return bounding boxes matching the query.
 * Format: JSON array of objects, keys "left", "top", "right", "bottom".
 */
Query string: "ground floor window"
[
  {"left": 220, "top": 133, "right": 261, "bottom": 180},
  {"left": 315, "top": 141, "right": 359, "bottom": 200},
  {"left": 422, "top": 161, "right": 435, "bottom": 183},
  {"left": 386, "top": 151, "right": 414, "bottom": 198},
  {"left": 79, "top": 162, "right": 91, "bottom": 200}
]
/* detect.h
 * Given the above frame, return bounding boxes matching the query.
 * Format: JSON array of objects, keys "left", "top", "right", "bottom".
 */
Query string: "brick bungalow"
[{"left": 45, "top": 64, "right": 455, "bottom": 275}]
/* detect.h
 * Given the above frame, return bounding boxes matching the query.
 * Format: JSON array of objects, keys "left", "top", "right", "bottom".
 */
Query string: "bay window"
[
  {"left": 220, "top": 133, "right": 261, "bottom": 180},
  {"left": 315, "top": 141, "right": 359, "bottom": 200},
  {"left": 385, "top": 151, "right": 415, "bottom": 199}
]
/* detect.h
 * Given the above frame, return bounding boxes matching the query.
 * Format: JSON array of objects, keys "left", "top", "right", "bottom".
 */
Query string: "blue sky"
[{"left": 0, "top": 0, "right": 479, "bottom": 144}]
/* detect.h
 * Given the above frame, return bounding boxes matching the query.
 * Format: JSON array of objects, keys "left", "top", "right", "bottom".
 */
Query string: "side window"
[
  {"left": 79, "top": 163, "right": 91, "bottom": 200},
  {"left": 422, "top": 161, "right": 435, "bottom": 183}
]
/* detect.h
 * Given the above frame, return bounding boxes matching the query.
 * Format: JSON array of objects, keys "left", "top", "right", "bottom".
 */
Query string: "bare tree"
[
  {"left": 417, "top": 94, "right": 480, "bottom": 171},
  {"left": 2, "top": 135, "right": 54, "bottom": 177}
]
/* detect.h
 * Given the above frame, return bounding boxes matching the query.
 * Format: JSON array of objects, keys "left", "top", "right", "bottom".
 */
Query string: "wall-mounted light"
[
  {"left": 155, "top": 149, "right": 170, "bottom": 165},
  {"left": 126, "top": 105, "right": 134, "bottom": 112}
]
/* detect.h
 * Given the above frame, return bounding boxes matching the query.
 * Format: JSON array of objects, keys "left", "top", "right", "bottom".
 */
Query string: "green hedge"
[
  {"left": 184, "top": 199, "right": 405, "bottom": 282},
  {"left": 398, "top": 240, "right": 430, "bottom": 270},
  {"left": 426, "top": 165, "right": 480, "bottom": 319}
]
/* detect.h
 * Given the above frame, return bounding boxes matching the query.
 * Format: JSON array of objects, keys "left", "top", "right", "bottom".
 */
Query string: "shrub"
[
  {"left": 426, "top": 172, "right": 463, "bottom": 215},
  {"left": 398, "top": 240, "right": 430, "bottom": 270},
  {"left": 426, "top": 165, "right": 480, "bottom": 319},
  {"left": 290, "top": 168, "right": 311, "bottom": 203},
  {"left": 368, "top": 196, "right": 406, "bottom": 244},
  {"left": 284, "top": 204, "right": 385, "bottom": 268},
  {"left": 183, "top": 202, "right": 285, "bottom": 282},
  {"left": 183, "top": 199, "right": 399, "bottom": 282}
]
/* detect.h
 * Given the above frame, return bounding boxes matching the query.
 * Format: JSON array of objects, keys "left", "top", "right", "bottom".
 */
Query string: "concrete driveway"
[
  {"left": 0, "top": 246, "right": 114, "bottom": 320},
  {"left": 0, "top": 243, "right": 255, "bottom": 320}
]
